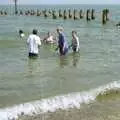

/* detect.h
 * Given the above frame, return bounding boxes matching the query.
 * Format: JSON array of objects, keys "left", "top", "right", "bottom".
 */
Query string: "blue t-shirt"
[{"left": 58, "top": 33, "right": 68, "bottom": 49}]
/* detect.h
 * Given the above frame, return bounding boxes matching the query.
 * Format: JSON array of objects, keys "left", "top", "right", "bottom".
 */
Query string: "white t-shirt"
[
  {"left": 76, "top": 36, "right": 80, "bottom": 51},
  {"left": 27, "top": 34, "right": 41, "bottom": 54},
  {"left": 20, "top": 33, "right": 25, "bottom": 38}
]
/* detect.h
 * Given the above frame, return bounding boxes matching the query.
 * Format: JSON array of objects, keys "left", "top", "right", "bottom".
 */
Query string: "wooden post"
[
  {"left": 0, "top": 10, "right": 3, "bottom": 15},
  {"left": 44, "top": 9, "right": 48, "bottom": 18},
  {"left": 36, "top": 9, "right": 41, "bottom": 16},
  {"left": 106, "top": 9, "right": 109, "bottom": 21},
  {"left": 79, "top": 9, "right": 83, "bottom": 19},
  {"left": 91, "top": 9, "right": 95, "bottom": 20},
  {"left": 59, "top": 9, "right": 63, "bottom": 18},
  {"left": 74, "top": 9, "right": 78, "bottom": 20},
  {"left": 68, "top": 9, "right": 72, "bottom": 19},
  {"left": 4, "top": 11, "right": 7, "bottom": 16},
  {"left": 14, "top": 0, "right": 18, "bottom": 15},
  {"left": 63, "top": 10, "right": 67, "bottom": 20},
  {"left": 52, "top": 10, "right": 57, "bottom": 19},
  {"left": 102, "top": 9, "right": 106, "bottom": 24},
  {"left": 86, "top": 9, "right": 91, "bottom": 21},
  {"left": 19, "top": 10, "right": 23, "bottom": 16}
]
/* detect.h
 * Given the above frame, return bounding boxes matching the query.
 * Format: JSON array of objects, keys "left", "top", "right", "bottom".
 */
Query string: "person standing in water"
[
  {"left": 43, "top": 32, "right": 56, "bottom": 44},
  {"left": 56, "top": 27, "right": 68, "bottom": 56},
  {"left": 19, "top": 29, "right": 25, "bottom": 38},
  {"left": 27, "top": 29, "right": 41, "bottom": 57},
  {"left": 71, "top": 31, "right": 80, "bottom": 53}
]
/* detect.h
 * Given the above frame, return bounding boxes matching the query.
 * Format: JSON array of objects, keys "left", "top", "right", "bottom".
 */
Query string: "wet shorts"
[
  {"left": 59, "top": 47, "right": 68, "bottom": 55},
  {"left": 29, "top": 53, "right": 38, "bottom": 58}
]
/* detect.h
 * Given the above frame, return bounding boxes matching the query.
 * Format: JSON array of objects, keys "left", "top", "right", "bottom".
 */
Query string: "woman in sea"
[
  {"left": 43, "top": 32, "right": 57, "bottom": 44},
  {"left": 71, "top": 31, "right": 80, "bottom": 53}
]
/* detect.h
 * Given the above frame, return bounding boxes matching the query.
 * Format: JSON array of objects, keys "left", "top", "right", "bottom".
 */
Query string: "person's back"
[{"left": 27, "top": 29, "right": 41, "bottom": 57}]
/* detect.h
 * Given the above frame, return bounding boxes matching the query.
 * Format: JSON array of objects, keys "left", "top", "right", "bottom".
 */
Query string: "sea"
[{"left": 0, "top": 4, "right": 120, "bottom": 120}]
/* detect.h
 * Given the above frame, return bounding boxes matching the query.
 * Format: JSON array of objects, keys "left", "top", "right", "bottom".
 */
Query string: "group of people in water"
[{"left": 19, "top": 27, "right": 80, "bottom": 58}]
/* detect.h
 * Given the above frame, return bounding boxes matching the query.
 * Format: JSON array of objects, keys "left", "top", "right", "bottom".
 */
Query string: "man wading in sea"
[
  {"left": 27, "top": 29, "right": 41, "bottom": 58},
  {"left": 56, "top": 27, "right": 68, "bottom": 56}
]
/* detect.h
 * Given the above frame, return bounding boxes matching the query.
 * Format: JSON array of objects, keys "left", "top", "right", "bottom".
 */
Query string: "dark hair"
[
  {"left": 33, "top": 29, "right": 38, "bottom": 35},
  {"left": 72, "top": 31, "right": 77, "bottom": 34},
  {"left": 19, "top": 30, "right": 23, "bottom": 34}
]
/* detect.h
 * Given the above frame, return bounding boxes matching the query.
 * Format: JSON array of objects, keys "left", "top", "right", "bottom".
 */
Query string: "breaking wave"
[{"left": 0, "top": 80, "right": 120, "bottom": 120}]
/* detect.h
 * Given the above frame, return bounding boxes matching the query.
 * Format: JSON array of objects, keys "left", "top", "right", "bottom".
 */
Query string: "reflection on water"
[
  {"left": 59, "top": 55, "right": 70, "bottom": 68},
  {"left": 72, "top": 53, "right": 80, "bottom": 67},
  {"left": 27, "top": 57, "right": 41, "bottom": 77},
  {"left": 59, "top": 52, "right": 80, "bottom": 68}
]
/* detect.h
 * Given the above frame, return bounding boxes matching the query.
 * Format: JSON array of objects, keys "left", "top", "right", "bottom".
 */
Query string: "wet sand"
[{"left": 18, "top": 99, "right": 120, "bottom": 120}]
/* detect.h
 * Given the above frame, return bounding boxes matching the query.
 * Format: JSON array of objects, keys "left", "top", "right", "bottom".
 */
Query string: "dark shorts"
[
  {"left": 59, "top": 46, "right": 68, "bottom": 55},
  {"left": 29, "top": 53, "right": 38, "bottom": 58},
  {"left": 72, "top": 47, "right": 77, "bottom": 52}
]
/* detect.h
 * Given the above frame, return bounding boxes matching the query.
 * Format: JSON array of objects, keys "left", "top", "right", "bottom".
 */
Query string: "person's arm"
[
  {"left": 37, "top": 37, "right": 41, "bottom": 47},
  {"left": 27, "top": 36, "right": 30, "bottom": 45},
  {"left": 76, "top": 36, "right": 80, "bottom": 51}
]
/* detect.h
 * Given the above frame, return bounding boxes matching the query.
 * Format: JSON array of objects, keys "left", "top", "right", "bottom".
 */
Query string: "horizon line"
[{"left": 0, "top": 3, "right": 120, "bottom": 5}]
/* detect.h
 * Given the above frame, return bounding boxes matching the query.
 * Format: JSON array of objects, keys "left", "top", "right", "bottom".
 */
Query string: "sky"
[{"left": 0, "top": 0, "right": 120, "bottom": 5}]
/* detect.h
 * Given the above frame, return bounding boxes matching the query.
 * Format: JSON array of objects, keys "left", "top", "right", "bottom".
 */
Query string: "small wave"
[{"left": 0, "top": 80, "right": 120, "bottom": 120}]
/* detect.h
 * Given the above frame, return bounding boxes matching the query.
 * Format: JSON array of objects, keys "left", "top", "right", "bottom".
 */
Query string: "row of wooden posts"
[
  {"left": 0, "top": 8, "right": 109, "bottom": 24},
  {"left": 0, "top": 10, "right": 8, "bottom": 16}
]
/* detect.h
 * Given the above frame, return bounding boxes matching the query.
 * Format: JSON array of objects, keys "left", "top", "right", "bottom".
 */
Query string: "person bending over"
[{"left": 43, "top": 32, "right": 56, "bottom": 44}]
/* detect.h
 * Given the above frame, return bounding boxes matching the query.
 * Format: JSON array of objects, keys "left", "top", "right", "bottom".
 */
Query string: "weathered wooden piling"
[
  {"left": 36, "top": 9, "right": 41, "bottom": 16},
  {"left": 30, "top": 10, "right": 35, "bottom": 16},
  {"left": 86, "top": 9, "right": 91, "bottom": 21},
  {"left": 52, "top": 10, "right": 57, "bottom": 19},
  {"left": 0, "top": 11, "right": 3, "bottom": 15},
  {"left": 91, "top": 9, "right": 95, "bottom": 20},
  {"left": 25, "top": 11, "right": 29, "bottom": 16},
  {"left": 73, "top": 9, "right": 78, "bottom": 20},
  {"left": 49, "top": 10, "right": 52, "bottom": 14},
  {"left": 116, "top": 22, "right": 120, "bottom": 26},
  {"left": 19, "top": 10, "right": 23, "bottom": 15},
  {"left": 102, "top": 9, "right": 110, "bottom": 24},
  {"left": 14, "top": 0, "right": 18, "bottom": 15},
  {"left": 106, "top": 9, "right": 109, "bottom": 21},
  {"left": 63, "top": 10, "right": 67, "bottom": 19},
  {"left": 59, "top": 9, "right": 63, "bottom": 18},
  {"left": 68, "top": 9, "right": 72, "bottom": 19},
  {"left": 4, "top": 11, "right": 7, "bottom": 15},
  {"left": 102, "top": 9, "right": 106, "bottom": 24},
  {"left": 79, "top": 9, "right": 84, "bottom": 19},
  {"left": 44, "top": 10, "right": 48, "bottom": 18}
]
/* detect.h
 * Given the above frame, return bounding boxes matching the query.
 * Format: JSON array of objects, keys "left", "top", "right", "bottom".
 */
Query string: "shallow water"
[{"left": 0, "top": 4, "right": 120, "bottom": 120}]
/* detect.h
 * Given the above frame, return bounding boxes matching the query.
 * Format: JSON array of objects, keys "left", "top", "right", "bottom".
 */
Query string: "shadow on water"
[{"left": 27, "top": 57, "right": 41, "bottom": 77}]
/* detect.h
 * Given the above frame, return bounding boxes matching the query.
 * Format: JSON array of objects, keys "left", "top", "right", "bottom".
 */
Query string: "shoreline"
[{"left": 18, "top": 100, "right": 120, "bottom": 120}]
